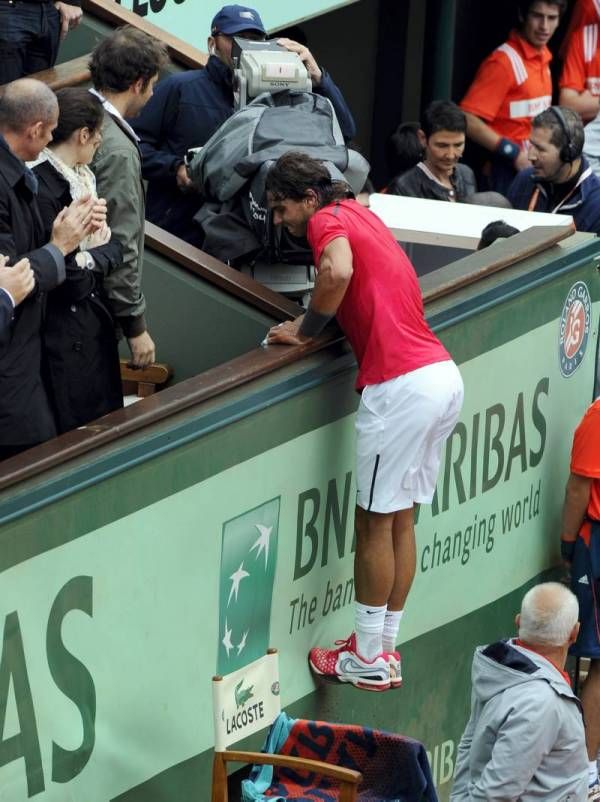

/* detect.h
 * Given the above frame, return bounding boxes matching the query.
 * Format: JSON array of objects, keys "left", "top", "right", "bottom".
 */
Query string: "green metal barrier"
[
  {"left": 141, "top": 244, "right": 276, "bottom": 380},
  {"left": 0, "top": 231, "right": 599, "bottom": 802}
]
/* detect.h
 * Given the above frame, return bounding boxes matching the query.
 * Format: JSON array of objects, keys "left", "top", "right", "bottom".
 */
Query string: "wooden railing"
[
  {"left": 0, "top": 225, "right": 576, "bottom": 491},
  {"left": 0, "top": 328, "right": 346, "bottom": 491},
  {"left": 28, "top": 54, "right": 92, "bottom": 92},
  {"left": 144, "top": 223, "right": 299, "bottom": 322},
  {"left": 420, "top": 223, "right": 575, "bottom": 302},
  {"left": 1, "top": 3, "right": 580, "bottom": 492}
]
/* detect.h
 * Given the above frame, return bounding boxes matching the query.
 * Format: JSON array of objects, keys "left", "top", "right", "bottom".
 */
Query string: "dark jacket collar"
[
  {"left": 205, "top": 54, "right": 234, "bottom": 89},
  {"left": 32, "top": 158, "right": 70, "bottom": 197},
  {"left": 0, "top": 134, "right": 28, "bottom": 190},
  {"left": 538, "top": 160, "right": 585, "bottom": 202},
  {"left": 482, "top": 639, "right": 540, "bottom": 675},
  {"left": 531, "top": 157, "right": 594, "bottom": 209}
]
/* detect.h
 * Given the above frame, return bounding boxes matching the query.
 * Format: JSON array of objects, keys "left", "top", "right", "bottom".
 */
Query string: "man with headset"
[{"left": 507, "top": 106, "right": 600, "bottom": 233}]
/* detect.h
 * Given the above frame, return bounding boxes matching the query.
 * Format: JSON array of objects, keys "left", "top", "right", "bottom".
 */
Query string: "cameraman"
[{"left": 131, "top": 4, "right": 356, "bottom": 247}]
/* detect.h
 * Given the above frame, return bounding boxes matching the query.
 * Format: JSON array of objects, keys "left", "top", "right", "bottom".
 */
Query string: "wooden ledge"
[
  {"left": 144, "top": 223, "right": 300, "bottom": 322},
  {"left": 0, "top": 332, "right": 345, "bottom": 491},
  {"left": 25, "top": 54, "right": 91, "bottom": 91},
  {"left": 421, "top": 224, "right": 577, "bottom": 304}
]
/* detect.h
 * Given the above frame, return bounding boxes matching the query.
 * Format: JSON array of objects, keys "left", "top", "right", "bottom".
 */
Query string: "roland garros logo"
[{"left": 559, "top": 281, "right": 592, "bottom": 378}]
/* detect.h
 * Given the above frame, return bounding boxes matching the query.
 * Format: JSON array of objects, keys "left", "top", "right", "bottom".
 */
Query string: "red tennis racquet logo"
[{"left": 559, "top": 282, "right": 591, "bottom": 377}]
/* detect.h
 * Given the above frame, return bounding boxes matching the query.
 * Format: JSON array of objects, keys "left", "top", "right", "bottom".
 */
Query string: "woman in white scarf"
[{"left": 33, "top": 88, "right": 124, "bottom": 434}]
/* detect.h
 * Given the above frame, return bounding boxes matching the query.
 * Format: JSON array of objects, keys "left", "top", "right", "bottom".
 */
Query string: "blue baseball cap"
[{"left": 211, "top": 5, "right": 266, "bottom": 36}]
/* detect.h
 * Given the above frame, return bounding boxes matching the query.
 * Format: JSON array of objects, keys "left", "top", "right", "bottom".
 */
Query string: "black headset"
[{"left": 548, "top": 106, "right": 580, "bottom": 163}]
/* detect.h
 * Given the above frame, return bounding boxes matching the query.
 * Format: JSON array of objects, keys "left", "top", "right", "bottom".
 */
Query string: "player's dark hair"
[{"left": 266, "top": 151, "right": 352, "bottom": 207}]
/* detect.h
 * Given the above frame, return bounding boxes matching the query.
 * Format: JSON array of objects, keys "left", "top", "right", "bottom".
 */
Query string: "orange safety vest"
[
  {"left": 461, "top": 31, "right": 552, "bottom": 147},
  {"left": 561, "top": 23, "right": 600, "bottom": 97}
]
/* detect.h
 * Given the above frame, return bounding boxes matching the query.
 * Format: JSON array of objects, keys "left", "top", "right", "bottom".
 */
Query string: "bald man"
[
  {"left": 0, "top": 78, "right": 97, "bottom": 458},
  {"left": 451, "top": 583, "right": 588, "bottom": 802}
]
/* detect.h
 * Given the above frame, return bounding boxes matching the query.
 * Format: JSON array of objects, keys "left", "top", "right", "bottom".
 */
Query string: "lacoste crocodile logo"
[{"left": 235, "top": 679, "right": 254, "bottom": 708}]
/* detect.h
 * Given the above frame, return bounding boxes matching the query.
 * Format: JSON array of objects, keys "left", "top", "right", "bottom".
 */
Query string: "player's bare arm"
[{"left": 266, "top": 236, "right": 353, "bottom": 345}]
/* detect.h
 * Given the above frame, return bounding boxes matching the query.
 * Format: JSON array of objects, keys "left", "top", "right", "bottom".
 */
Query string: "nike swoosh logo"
[{"left": 338, "top": 657, "right": 386, "bottom": 677}]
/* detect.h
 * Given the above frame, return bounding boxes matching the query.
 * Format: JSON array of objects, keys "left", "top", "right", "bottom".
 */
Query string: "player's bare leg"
[
  {"left": 354, "top": 505, "right": 396, "bottom": 606},
  {"left": 388, "top": 506, "right": 417, "bottom": 611},
  {"left": 308, "top": 506, "right": 395, "bottom": 691}
]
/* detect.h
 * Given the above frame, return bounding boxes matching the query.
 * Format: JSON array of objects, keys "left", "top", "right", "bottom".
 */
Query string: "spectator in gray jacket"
[
  {"left": 89, "top": 27, "right": 168, "bottom": 368},
  {"left": 451, "top": 582, "right": 588, "bottom": 802}
]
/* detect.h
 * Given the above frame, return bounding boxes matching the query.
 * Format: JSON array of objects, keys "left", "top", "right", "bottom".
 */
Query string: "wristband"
[
  {"left": 560, "top": 539, "right": 576, "bottom": 563},
  {"left": 298, "top": 307, "right": 334, "bottom": 338},
  {"left": 496, "top": 137, "right": 520, "bottom": 164}
]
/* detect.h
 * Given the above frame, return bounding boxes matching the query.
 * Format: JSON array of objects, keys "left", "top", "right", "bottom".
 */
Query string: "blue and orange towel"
[{"left": 242, "top": 712, "right": 438, "bottom": 802}]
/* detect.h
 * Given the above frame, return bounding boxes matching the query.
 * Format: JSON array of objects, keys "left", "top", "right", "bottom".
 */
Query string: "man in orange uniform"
[
  {"left": 460, "top": 0, "right": 566, "bottom": 194},
  {"left": 560, "top": 19, "right": 600, "bottom": 122},
  {"left": 561, "top": 398, "right": 600, "bottom": 798},
  {"left": 568, "top": 0, "right": 600, "bottom": 31}
]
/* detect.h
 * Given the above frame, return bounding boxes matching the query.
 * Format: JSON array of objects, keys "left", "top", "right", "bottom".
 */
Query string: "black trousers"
[
  {"left": 0, "top": 443, "right": 37, "bottom": 461},
  {"left": 0, "top": 1, "right": 61, "bottom": 84}
]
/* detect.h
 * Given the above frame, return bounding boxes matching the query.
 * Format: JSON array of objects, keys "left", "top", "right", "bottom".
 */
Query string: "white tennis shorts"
[{"left": 356, "top": 360, "right": 464, "bottom": 513}]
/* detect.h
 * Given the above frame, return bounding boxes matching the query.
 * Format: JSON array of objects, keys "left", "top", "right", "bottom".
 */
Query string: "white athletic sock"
[
  {"left": 589, "top": 760, "right": 598, "bottom": 785},
  {"left": 382, "top": 609, "right": 404, "bottom": 653},
  {"left": 354, "top": 602, "right": 386, "bottom": 661}
]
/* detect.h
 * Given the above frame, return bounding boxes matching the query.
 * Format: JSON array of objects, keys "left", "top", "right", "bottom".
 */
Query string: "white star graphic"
[
  {"left": 227, "top": 561, "right": 250, "bottom": 606},
  {"left": 222, "top": 619, "right": 234, "bottom": 657},
  {"left": 250, "top": 524, "right": 272, "bottom": 568},
  {"left": 237, "top": 630, "right": 248, "bottom": 655}
]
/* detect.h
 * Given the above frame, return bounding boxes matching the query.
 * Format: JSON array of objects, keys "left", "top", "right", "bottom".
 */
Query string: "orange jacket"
[
  {"left": 460, "top": 31, "right": 552, "bottom": 147},
  {"left": 560, "top": 23, "right": 600, "bottom": 97}
]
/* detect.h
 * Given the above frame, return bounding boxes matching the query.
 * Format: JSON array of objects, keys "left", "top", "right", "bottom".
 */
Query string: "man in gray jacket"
[
  {"left": 89, "top": 27, "right": 168, "bottom": 368},
  {"left": 451, "top": 582, "right": 588, "bottom": 802}
]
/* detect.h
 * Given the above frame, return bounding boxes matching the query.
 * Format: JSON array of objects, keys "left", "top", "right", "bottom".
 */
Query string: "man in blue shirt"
[
  {"left": 131, "top": 4, "right": 357, "bottom": 247},
  {"left": 508, "top": 106, "right": 600, "bottom": 233}
]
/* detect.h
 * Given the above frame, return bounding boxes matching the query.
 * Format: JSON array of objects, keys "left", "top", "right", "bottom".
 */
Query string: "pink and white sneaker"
[
  {"left": 387, "top": 651, "right": 402, "bottom": 688},
  {"left": 308, "top": 633, "right": 391, "bottom": 691}
]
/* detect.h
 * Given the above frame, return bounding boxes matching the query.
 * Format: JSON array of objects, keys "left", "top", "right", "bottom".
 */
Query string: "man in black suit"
[
  {"left": 0, "top": 78, "right": 96, "bottom": 459},
  {"left": 0, "top": 255, "right": 35, "bottom": 346}
]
